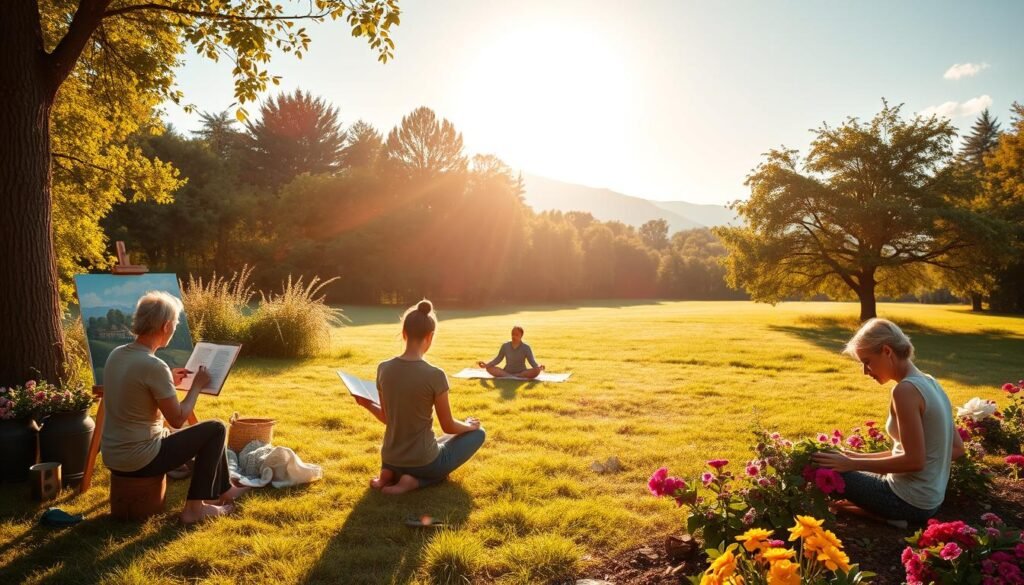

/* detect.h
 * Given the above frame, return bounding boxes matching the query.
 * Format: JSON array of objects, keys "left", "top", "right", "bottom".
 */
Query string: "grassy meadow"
[{"left": 1, "top": 301, "right": 1021, "bottom": 584}]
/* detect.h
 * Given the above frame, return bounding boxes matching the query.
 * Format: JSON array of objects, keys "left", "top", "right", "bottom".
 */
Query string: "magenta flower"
[
  {"left": 986, "top": 527, "right": 1001, "bottom": 537},
  {"left": 865, "top": 420, "right": 876, "bottom": 427},
  {"left": 648, "top": 467, "right": 669, "bottom": 496},
  {"left": 701, "top": 472, "right": 714, "bottom": 486},
  {"left": 846, "top": 435, "right": 865, "bottom": 449},
  {"left": 816, "top": 433, "right": 828, "bottom": 443},
  {"left": 745, "top": 464, "right": 759, "bottom": 477},
  {"left": 802, "top": 465, "right": 816, "bottom": 484},
  {"left": 957, "top": 426, "right": 971, "bottom": 441},
  {"left": 1006, "top": 455, "right": 1024, "bottom": 466},
  {"left": 706, "top": 459, "right": 728, "bottom": 470},
  {"left": 757, "top": 477, "right": 772, "bottom": 487},
  {"left": 814, "top": 468, "right": 846, "bottom": 495},
  {"left": 768, "top": 539, "right": 785, "bottom": 548},
  {"left": 981, "top": 512, "right": 1003, "bottom": 525},
  {"left": 939, "top": 542, "right": 962, "bottom": 561}
]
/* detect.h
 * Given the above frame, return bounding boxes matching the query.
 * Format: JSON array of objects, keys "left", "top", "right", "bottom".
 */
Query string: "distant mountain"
[{"left": 521, "top": 174, "right": 739, "bottom": 232}]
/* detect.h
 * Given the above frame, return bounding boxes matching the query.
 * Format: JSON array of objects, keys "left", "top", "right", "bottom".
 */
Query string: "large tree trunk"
[
  {"left": 0, "top": 3, "right": 68, "bottom": 386},
  {"left": 856, "top": 278, "right": 878, "bottom": 322},
  {"left": 970, "top": 292, "right": 983, "bottom": 312}
]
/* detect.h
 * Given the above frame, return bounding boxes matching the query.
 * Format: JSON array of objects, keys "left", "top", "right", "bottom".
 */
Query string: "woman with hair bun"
[
  {"left": 355, "top": 299, "right": 485, "bottom": 494},
  {"left": 812, "top": 318, "right": 964, "bottom": 525}
]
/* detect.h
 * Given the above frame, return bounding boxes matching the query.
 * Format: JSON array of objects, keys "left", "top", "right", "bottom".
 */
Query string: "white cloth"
[
  {"left": 451, "top": 367, "right": 572, "bottom": 382},
  {"left": 227, "top": 440, "right": 323, "bottom": 488}
]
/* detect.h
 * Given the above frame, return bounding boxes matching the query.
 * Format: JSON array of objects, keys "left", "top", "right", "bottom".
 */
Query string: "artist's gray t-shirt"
[
  {"left": 486, "top": 342, "right": 538, "bottom": 374},
  {"left": 100, "top": 342, "right": 176, "bottom": 471},
  {"left": 377, "top": 358, "right": 449, "bottom": 467}
]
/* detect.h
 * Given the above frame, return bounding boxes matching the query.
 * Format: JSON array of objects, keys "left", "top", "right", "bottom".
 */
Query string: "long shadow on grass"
[
  {"left": 302, "top": 484, "right": 473, "bottom": 585},
  {"left": 0, "top": 505, "right": 187, "bottom": 584},
  {"left": 475, "top": 378, "right": 538, "bottom": 400},
  {"left": 770, "top": 318, "right": 1024, "bottom": 389}
]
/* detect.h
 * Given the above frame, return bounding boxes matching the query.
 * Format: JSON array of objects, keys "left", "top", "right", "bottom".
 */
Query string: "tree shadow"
[
  {"left": 301, "top": 483, "right": 474, "bottom": 585},
  {"left": 340, "top": 299, "right": 669, "bottom": 327},
  {"left": 769, "top": 317, "right": 1024, "bottom": 389},
  {"left": 474, "top": 378, "right": 538, "bottom": 400},
  {"left": 0, "top": 498, "right": 188, "bottom": 583}
]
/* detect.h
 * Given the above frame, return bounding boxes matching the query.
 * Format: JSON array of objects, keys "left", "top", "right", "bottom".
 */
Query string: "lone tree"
[
  {"left": 715, "top": 102, "right": 1002, "bottom": 321},
  {"left": 0, "top": 0, "right": 400, "bottom": 386}
]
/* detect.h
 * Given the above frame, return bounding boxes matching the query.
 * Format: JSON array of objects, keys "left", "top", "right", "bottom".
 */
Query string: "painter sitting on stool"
[{"left": 100, "top": 291, "right": 247, "bottom": 524}]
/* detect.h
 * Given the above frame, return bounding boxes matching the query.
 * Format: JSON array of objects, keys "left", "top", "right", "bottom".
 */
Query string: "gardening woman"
[
  {"left": 812, "top": 318, "right": 964, "bottom": 525},
  {"left": 355, "top": 299, "right": 486, "bottom": 495},
  {"left": 101, "top": 291, "right": 246, "bottom": 524}
]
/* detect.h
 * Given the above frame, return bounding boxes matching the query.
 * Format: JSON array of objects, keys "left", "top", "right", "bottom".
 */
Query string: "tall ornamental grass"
[{"left": 180, "top": 266, "right": 255, "bottom": 344}]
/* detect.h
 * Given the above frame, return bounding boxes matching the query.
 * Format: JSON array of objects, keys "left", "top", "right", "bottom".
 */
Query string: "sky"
[{"left": 162, "top": 0, "right": 1024, "bottom": 205}]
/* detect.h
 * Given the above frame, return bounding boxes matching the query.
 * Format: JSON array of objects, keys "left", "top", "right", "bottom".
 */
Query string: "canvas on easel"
[{"left": 74, "top": 273, "right": 194, "bottom": 386}]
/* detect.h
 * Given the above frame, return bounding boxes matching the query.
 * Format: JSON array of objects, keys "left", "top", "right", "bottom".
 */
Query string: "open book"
[
  {"left": 337, "top": 370, "right": 380, "bottom": 406},
  {"left": 177, "top": 342, "right": 242, "bottom": 396}
]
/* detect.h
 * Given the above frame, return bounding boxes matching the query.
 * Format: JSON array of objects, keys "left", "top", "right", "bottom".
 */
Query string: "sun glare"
[{"left": 455, "top": 23, "right": 635, "bottom": 182}]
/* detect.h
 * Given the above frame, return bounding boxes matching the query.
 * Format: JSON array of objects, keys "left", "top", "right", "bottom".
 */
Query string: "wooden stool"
[{"left": 109, "top": 474, "right": 167, "bottom": 521}]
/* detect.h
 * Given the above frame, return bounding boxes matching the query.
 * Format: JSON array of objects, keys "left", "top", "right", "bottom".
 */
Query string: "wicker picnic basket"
[{"left": 227, "top": 412, "right": 275, "bottom": 452}]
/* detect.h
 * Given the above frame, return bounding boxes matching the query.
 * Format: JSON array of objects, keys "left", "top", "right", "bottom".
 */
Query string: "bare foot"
[
  {"left": 381, "top": 474, "right": 420, "bottom": 495},
  {"left": 219, "top": 485, "right": 251, "bottom": 504},
  {"left": 180, "top": 501, "right": 234, "bottom": 525},
  {"left": 370, "top": 468, "right": 396, "bottom": 490}
]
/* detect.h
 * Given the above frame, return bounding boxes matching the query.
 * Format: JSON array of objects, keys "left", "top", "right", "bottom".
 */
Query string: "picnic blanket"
[{"left": 452, "top": 368, "right": 572, "bottom": 382}]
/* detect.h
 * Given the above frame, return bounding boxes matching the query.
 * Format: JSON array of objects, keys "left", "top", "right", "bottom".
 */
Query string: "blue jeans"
[
  {"left": 383, "top": 429, "right": 486, "bottom": 488},
  {"left": 840, "top": 471, "right": 939, "bottom": 525}
]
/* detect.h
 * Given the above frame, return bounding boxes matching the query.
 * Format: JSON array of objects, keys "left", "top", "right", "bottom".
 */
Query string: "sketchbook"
[
  {"left": 452, "top": 368, "right": 572, "bottom": 382},
  {"left": 337, "top": 370, "right": 380, "bottom": 407},
  {"left": 176, "top": 342, "right": 242, "bottom": 396}
]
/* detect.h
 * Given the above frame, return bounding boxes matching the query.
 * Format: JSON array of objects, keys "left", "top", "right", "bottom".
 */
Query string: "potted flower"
[
  {"left": 33, "top": 380, "right": 96, "bottom": 487},
  {"left": 0, "top": 384, "right": 40, "bottom": 482}
]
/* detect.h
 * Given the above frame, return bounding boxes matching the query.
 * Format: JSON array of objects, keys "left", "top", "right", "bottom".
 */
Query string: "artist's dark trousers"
[{"left": 112, "top": 420, "right": 231, "bottom": 501}]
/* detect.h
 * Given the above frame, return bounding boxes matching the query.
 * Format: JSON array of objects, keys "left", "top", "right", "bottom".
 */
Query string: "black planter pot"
[
  {"left": 38, "top": 409, "right": 95, "bottom": 487},
  {"left": 0, "top": 417, "right": 40, "bottom": 482}
]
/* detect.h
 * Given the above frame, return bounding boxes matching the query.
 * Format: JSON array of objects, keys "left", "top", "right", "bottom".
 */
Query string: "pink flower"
[
  {"left": 757, "top": 477, "right": 772, "bottom": 487},
  {"left": 707, "top": 459, "right": 728, "bottom": 470},
  {"left": 957, "top": 427, "right": 971, "bottom": 441},
  {"left": 781, "top": 440, "right": 792, "bottom": 448},
  {"left": 701, "top": 472, "right": 714, "bottom": 486},
  {"left": 26, "top": 380, "right": 36, "bottom": 389},
  {"left": 741, "top": 508, "right": 757, "bottom": 526},
  {"left": 830, "top": 436, "right": 841, "bottom": 446},
  {"left": 981, "top": 512, "right": 1003, "bottom": 525},
  {"left": 868, "top": 427, "right": 884, "bottom": 440},
  {"left": 648, "top": 467, "right": 669, "bottom": 496},
  {"left": 986, "top": 527, "right": 1001, "bottom": 537},
  {"left": 1006, "top": 455, "right": 1024, "bottom": 466},
  {"left": 770, "top": 432, "right": 782, "bottom": 441},
  {"left": 846, "top": 435, "right": 865, "bottom": 449},
  {"left": 1015, "top": 542, "right": 1024, "bottom": 559},
  {"left": 34, "top": 391, "right": 45, "bottom": 401},
  {"left": 814, "top": 468, "right": 846, "bottom": 495},
  {"left": 768, "top": 539, "right": 785, "bottom": 548},
  {"left": 745, "top": 464, "right": 759, "bottom": 477},
  {"left": 939, "top": 542, "right": 962, "bottom": 561},
  {"left": 816, "top": 433, "right": 829, "bottom": 443},
  {"left": 832, "top": 429, "right": 843, "bottom": 439}
]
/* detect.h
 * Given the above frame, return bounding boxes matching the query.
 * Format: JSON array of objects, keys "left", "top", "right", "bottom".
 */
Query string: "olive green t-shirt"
[
  {"left": 100, "top": 342, "right": 176, "bottom": 472},
  {"left": 377, "top": 358, "right": 449, "bottom": 467}
]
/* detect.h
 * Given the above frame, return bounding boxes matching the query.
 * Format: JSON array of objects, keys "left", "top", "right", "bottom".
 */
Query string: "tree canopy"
[{"left": 715, "top": 101, "right": 1007, "bottom": 321}]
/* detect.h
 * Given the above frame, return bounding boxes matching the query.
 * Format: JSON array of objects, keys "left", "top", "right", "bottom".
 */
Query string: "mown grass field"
[{"left": 1, "top": 301, "right": 1022, "bottom": 584}]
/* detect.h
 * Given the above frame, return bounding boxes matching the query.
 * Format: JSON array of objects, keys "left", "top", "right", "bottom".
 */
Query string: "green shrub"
[
  {"left": 499, "top": 534, "right": 581, "bottom": 584},
  {"left": 246, "top": 275, "right": 344, "bottom": 358},
  {"left": 180, "top": 267, "right": 255, "bottom": 344},
  {"left": 420, "top": 530, "right": 483, "bottom": 585}
]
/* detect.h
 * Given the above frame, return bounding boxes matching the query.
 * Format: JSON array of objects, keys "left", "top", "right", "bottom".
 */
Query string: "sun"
[{"left": 454, "top": 22, "right": 635, "bottom": 181}]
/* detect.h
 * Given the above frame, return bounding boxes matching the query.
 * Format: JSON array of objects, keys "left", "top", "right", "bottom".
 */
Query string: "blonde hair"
[
  {"left": 843, "top": 318, "right": 914, "bottom": 360},
  {"left": 131, "top": 291, "right": 183, "bottom": 336}
]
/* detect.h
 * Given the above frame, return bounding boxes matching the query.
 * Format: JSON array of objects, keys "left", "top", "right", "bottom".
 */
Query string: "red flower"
[{"left": 706, "top": 459, "right": 729, "bottom": 470}]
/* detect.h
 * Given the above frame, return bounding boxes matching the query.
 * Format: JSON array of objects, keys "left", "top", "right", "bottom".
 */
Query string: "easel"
[{"left": 79, "top": 242, "right": 199, "bottom": 493}]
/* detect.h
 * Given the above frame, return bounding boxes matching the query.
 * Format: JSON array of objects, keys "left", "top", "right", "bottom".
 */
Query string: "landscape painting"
[{"left": 74, "top": 273, "right": 193, "bottom": 385}]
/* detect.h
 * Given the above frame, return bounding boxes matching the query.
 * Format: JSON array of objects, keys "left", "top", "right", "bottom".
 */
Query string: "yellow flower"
[
  {"left": 788, "top": 515, "right": 824, "bottom": 541},
  {"left": 805, "top": 529, "right": 843, "bottom": 553},
  {"left": 700, "top": 548, "right": 739, "bottom": 585},
  {"left": 761, "top": 548, "right": 796, "bottom": 563},
  {"left": 768, "top": 559, "right": 801, "bottom": 585},
  {"left": 816, "top": 545, "right": 852, "bottom": 573},
  {"left": 736, "top": 528, "right": 772, "bottom": 552}
]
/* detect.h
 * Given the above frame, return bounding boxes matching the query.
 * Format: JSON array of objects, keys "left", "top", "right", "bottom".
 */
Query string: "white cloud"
[
  {"left": 943, "top": 62, "right": 989, "bottom": 80},
  {"left": 919, "top": 94, "right": 992, "bottom": 119}
]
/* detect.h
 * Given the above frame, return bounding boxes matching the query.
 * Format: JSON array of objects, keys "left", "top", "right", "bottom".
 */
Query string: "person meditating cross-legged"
[
  {"left": 812, "top": 318, "right": 964, "bottom": 527},
  {"left": 477, "top": 326, "right": 545, "bottom": 379},
  {"left": 101, "top": 291, "right": 248, "bottom": 525},
  {"left": 355, "top": 299, "right": 486, "bottom": 495}
]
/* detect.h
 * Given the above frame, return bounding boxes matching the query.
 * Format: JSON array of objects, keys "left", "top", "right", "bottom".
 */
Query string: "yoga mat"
[{"left": 452, "top": 368, "right": 572, "bottom": 382}]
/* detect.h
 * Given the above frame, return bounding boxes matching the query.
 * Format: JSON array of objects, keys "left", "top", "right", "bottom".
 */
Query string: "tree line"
[{"left": 101, "top": 91, "right": 742, "bottom": 305}]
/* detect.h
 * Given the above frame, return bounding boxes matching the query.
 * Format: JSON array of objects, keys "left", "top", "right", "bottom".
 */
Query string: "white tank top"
[{"left": 884, "top": 373, "right": 953, "bottom": 510}]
